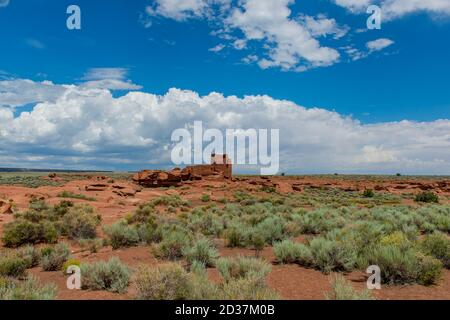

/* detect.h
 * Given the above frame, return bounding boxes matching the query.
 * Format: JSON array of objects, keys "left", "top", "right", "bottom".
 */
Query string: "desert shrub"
[
  {"left": 254, "top": 216, "right": 285, "bottom": 244},
  {"left": 325, "top": 275, "right": 374, "bottom": 300},
  {"left": 182, "top": 238, "right": 218, "bottom": 267},
  {"left": 136, "top": 222, "right": 162, "bottom": 244},
  {"left": 200, "top": 194, "right": 211, "bottom": 202},
  {"left": 420, "top": 232, "right": 450, "bottom": 268},
  {"left": 0, "top": 252, "right": 28, "bottom": 278},
  {"left": 135, "top": 263, "right": 191, "bottom": 300},
  {"left": 62, "top": 259, "right": 81, "bottom": 274},
  {"left": 308, "top": 237, "right": 356, "bottom": 273},
  {"left": 17, "top": 245, "right": 41, "bottom": 268},
  {"left": 187, "top": 262, "right": 220, "bottom": 300},
  {"left": 379, "top": 231, "right": 412, "bottom": 250},
  {"left": 81, "top": 257, "right": 130, "bottom": 293},
  {"left": 28, "top": 199, "right": 49, "bottom": 212},
  {"left": 57, "top": 191, "right": 96, "bottom": 201},
  {"left": 295, "top": 209, "right": 346, "bottom": 234},
  {"left": 0, "top": 276, "right": 57, "bottom": 300},
  {"left": 363, "top": 189, "right": 375, "bottom": 198},
  {"left": 61, "top": 204, "right": 101, "bottom": 239},
  {"left": 273, "top": 240, "right": 312, "bottom": 264},
  {"left": 247, "top": 230, "right": 266, "bottom": 257},
  {"left": 415, "top": 192, "right": 439, "bottom": 203},
  {"left": 416, "top": 253, "right": 443, "bottom": 285},
  {"left": 363, "top": 245, "right": 442, "bottom": 285},
  {"left": 220, "top": 276, "right": 279, "bottom": 300},
  {"left": 41, "top": 243, "right": 70, "bottom": 271},
  {"left": 188, "top": 213, "right": 223, "bottom": 237},
  {"left": 153, "top": 227, "right": 192, "bottom": 260},
  {"left": 216, "top": 256, "right": 271, "bottom": 282},
  {"left": 78, "top": 238, "right": 104, "bottom": 253},
  {"left": 225, "top": 223, "right": 251, "bottom": 248},
  {"left": 131, "top": 203, "right": 157, "bottom": 223},
  {"left": 2, "top": 220, "right": 57, "bottom": 247},
  {"left": 52, "top": 200, "right": 74, "bottom": 217},
  {"left": 103, "top": 220, "right": 140, "bottom": 250},
  {"left": 150, "top": 195, "right": 190, "bottom": 208}
]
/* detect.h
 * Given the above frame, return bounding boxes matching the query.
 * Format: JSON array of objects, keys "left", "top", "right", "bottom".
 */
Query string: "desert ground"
[{"left": 0, "top": 172, "right": 449, "bottom": 300}]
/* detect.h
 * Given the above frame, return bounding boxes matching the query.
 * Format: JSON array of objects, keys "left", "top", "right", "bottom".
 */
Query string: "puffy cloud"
[
  {"left": 80, "top": 68, "right": 142, "bottom": 90},
  {"left": 225, "top": 0, "right": 341, "bottom": 71},
  {"left": 298, "top": 14, "right": 349, "bottom": 39},
  {"left": 81, "top": 68, "right": 129, "bottom": 81},
  {"left": 333, "top": 0, "right": 371, "bottom": 12},
  {"left": 0, "top": 79, "right": 68, "bottom": 107},
  {"left": 209, "top": 44, "right": 226, "bottom": 52},
  {"left": 145, "top": 0, "right": 345, "bottom": 71},
  {"left": 1, "top": 79, "right": 449, "bottom": 174},
  {"left": 146, "top": 0, "right": 231, "bottom": 21},
  {"left": 366, "top": 38, "right": 394, "bottom": 52}
]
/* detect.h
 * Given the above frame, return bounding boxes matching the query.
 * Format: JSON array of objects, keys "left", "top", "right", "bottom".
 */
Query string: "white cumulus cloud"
[
  {"left": 366, "top": 38, "right": 394, "bottom": 52},
  {"left": 1, "top": 78, "right": 449, "bottom": 174}
]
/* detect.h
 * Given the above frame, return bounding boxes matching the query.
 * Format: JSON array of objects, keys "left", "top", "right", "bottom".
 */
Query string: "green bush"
[
  {"left": 225, "top": 223, "right": 251, "bottom": 248},
  {"left": 220, "top": 276, "right": 279, "bottom": 300},
  {"left": 17, "top": 245, "right": 41, "bottom": 268},
  {"left": 416, "top": 253, "right": 443, "bottom": 285},
  {"left": 325, "top": 275, "right": 375, "bottom": 300},
  {"left": 187, "top": 262, "right": 220, "bottom": 299},
  {"left": 29, "top": 199, "right": 49, "bottom": 211},
  {"left": 0, "top": 252, "right": 28, "bottom": 278},
  {"left": 273, "top": 240, "right": 312, "bottom": 264},
  {"left": 254, "top": 216, "right": 285, "bottom": 244},
  {"left": 182, "top": 238, "right": 218, "bottom": 267},
  {"left": 103, "top": 220, "right": 140, "bottom": 250},
  {"left": 130, "top": 204, "right": 157, "bottom": 223},
  {"left": 149, "top": 195, "right": 190, "bottom": 207},
  {"left": 363, "top": 189, "right": 375, "bottom": 198},
  {"left": 420, "top": 232, "right": 450, "bottom": 268},
  {"left": 308, "top": 237, "right": 356, "bottom": 273},
  {"left": 57, "top": 191, "right": 96, "bottom": 201},
  {"left": 153, "top": 228, "right": 191, "bottom": 260},
  {"left": 216, "top": 256, "right": 271, "bottom": 282},
  {"left": 200, "top": 194, "right": 211, "bottom": 202},
  {"left": 41, "top": 243, "right": 70, "bottom": 271},
  {"left": 81, "top": 257, "right": 130, "bottom": 293},
  {"left": 78, "top": 238, "right": 104, "bottom": 253},
  {"left": 62, "top": 204, "right": 101, "bottom": 239},
  {"left": 247, "top": 230, "right": 266, "bottom": 257},
  {"left": 62, "top": 259, "right": 81, "bottom": 274},
  {"left": 136, "top": 222, "right": 162, "bottom": 244},
  {"left": 364, "top": 245, "right": 442, "bottom": 285},
  {"left": 0, "top": 276, "right": 57, "bottom": 300},
  {"left": 415, "top": 192, "right": 439, "bottom": 203},
  {"left": 135, "top": 263, "right": 191, "bottom": 300},
  {"left": 2, "top": 220, "right": 57, "bottom": 247}
]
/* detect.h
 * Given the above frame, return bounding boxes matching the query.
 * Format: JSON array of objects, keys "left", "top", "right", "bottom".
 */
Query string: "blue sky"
[
  {"left": 0, "top": 0, "right": 449, "bottom": 173},
  {"left": 1, "top": 0, "right": 449, "bottom": 122}
]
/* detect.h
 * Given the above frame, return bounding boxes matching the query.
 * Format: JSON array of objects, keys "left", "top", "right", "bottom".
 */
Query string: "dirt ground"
[{"left": 1, "top": 174, "right": 449, "bottom": 300}]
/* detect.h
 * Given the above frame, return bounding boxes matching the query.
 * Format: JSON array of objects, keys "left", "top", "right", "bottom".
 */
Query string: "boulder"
[
  {"left": 85, "top": 184, "right": 108, "bottom": 191},
  {"left": 113, "top": 188, "right": 136, "bottom": 197}
]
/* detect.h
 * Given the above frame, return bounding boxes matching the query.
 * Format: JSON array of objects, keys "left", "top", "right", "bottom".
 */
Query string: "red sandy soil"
[{"left": 1, "top": 175, "right": 449, "bottom": 300}]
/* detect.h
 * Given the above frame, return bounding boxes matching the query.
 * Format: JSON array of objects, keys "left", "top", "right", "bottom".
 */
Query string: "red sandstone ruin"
[{"left": 133, "top": 154, "right": 232, "bottom": 187}]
